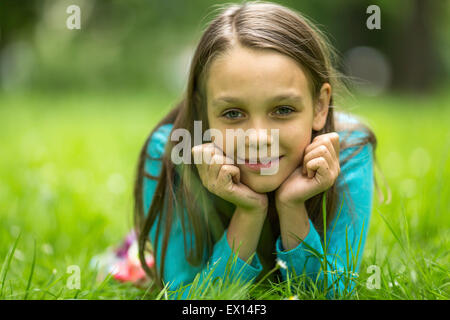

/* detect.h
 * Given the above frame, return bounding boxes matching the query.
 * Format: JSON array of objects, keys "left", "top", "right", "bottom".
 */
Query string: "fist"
[
  {"left": 275, "top": 132, "right": 340, "bottom": 209},
  {"left": 191, "top": 143, "right": 268, "bottom": 213}
]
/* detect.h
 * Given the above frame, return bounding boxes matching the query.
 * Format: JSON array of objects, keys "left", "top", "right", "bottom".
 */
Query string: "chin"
[{"left": 243, "top": 175, "right": 282, "bottom": 193}]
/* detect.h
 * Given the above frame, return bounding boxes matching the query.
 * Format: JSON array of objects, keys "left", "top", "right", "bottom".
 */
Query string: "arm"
[
  {"left": 143, "top": 125, "right": 264, "bottom": 299},
  {"left": 277, "top": 202, "right": 310, "bottom": 251},
  {"left": 275, "top": 140, "right": 374, "bottom": 298},
  {"left": 227, "top": 206, "right": 267, "bottom": 263},
  {"left": 147, "top": 210, "right": 264, "bottom": 299}
]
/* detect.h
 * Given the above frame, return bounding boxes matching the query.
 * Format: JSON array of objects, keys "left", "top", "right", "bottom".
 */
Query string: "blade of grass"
[
  {"left": 0, "top": 232, "right": 21, "bottom": 298},
  {"left": 322, "top": 192, "right": 328, "bottom": 297},
  {"left": 24, "top": 239, "right": 37, "bottom": 300},
  {"left": 377, "top": 209, "right": 405, "bottom": 251}
]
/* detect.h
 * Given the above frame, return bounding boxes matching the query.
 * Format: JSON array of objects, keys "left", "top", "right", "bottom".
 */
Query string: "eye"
[
  {"left": 221, "top": 109, "right": 245, "bottom": 120},
  {"left": 273, "top": 105, "right": 294, "bottom": 116}
]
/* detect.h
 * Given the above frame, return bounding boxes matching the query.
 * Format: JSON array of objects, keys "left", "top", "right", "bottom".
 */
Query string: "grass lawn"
[{"left": 0, "top": 90, "right": 449, "bottom": 300}]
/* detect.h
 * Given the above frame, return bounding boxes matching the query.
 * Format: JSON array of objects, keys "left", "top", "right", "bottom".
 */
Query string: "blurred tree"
[
  {"left": 0, "top": 0, "right": 40, "bottom": 87},
  {"left": 0, "top": 0, "right": 447, "bottom": 94},
  {"left": 392, "top": 0, "right": 443, "bottom": 91}
]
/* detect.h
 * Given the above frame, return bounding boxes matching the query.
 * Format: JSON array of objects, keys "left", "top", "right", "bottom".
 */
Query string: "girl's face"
[{"left": 206, "top": 45, "right": 330, "bottom": 193}]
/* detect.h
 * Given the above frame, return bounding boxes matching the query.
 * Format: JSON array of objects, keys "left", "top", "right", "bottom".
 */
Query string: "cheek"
[
  {"left": 282, "top": 131, "right": 312, "bottom": 164},
  {"left": 207, "top": 127, "right": 228, "bottom": 152}
]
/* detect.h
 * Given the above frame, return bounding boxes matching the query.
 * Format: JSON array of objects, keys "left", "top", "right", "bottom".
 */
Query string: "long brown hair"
[{"left": 134, "top": 1, "right": 386, "bottom": 290}]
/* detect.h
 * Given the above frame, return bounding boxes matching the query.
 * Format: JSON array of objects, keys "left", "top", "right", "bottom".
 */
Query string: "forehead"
[{"left": 206, "top": 45, "right": 311, "bottom": 104}]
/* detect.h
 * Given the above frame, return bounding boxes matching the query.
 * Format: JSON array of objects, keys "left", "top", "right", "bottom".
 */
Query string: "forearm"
[
  {"left": 278, "top": 202, "right": 310, "bottom": 251},
  {"left": 227, "top": 206, "right": 267, "bottom": 263}
]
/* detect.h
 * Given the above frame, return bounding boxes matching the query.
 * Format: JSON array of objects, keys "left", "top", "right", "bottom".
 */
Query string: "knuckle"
[
  {"left": 221, "top": 165, "right": 234, "bottom": 177},
  {"left": 319, "top": 145, "right": 328, "bottom": 154},
  {"left": 330, "top": 132, "right": 339, "bottom": 141},
  {"left": 332, "top": 171, "right": 338, "bottom": 180}
]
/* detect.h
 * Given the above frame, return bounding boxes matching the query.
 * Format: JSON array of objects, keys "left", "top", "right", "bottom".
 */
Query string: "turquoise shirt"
[{"left": 143, "top": 114, "right": 374, "bottom": 299}]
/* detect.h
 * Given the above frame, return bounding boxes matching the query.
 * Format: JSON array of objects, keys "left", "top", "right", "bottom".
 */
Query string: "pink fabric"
[{"left": 91, "top": 230, "right": 155, "bottom": 286}]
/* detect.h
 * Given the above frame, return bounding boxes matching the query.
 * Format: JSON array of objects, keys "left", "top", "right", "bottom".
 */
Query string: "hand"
[
  {"left": 191, "top": 142, "right": 268, "bottom": 214},
  {"left": 275, "top": 132, "right": 340, "bottom": 210}
]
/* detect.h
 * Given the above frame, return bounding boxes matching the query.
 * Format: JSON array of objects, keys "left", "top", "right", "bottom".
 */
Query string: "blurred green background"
[{"left": 0, "top": 0, "right": 449, "bottom": 299}]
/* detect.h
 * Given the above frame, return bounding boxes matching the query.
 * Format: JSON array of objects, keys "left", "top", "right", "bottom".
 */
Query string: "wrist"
[
  {"left": 236, "top": 199, "right": 268, "bottom": 216},
  {"left": 277, "top": 202, "right": 310, "bottom": 250},
  {"left": 276, "top": 199, "right": 306, "bottom": 215},
  {"left": 228, "top": 206, "right": 266, "bottom": 262},
  {"left": 235, "top": 205, "right": 268, "bottom": 219}
]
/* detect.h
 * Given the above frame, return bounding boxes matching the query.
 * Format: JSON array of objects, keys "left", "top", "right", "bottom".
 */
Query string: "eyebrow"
[{"left": 212, "top": 93, "right": 303, "bottom": 107}]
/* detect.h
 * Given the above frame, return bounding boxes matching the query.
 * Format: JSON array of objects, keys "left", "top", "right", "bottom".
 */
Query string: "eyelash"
[{"left": 221, "top": 106, "right": 295, "bottom": 120}]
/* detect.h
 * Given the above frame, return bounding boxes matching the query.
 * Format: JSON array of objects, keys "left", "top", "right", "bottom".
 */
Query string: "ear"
[{"left": 312, "top": 83, "right": 332, "bottom": 131}]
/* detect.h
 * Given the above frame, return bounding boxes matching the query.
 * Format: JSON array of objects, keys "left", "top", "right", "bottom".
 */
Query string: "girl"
[{"left": 105, "top": 1, "right": 384, "bottom": 299}]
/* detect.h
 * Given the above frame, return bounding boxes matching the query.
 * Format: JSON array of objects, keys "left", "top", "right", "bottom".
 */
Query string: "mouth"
[{"left": 238, "top": 155, "right": 284, "bottom": 170}]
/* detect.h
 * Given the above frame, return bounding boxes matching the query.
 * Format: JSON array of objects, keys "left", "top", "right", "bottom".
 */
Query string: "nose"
[
  {"left": 245, "top": 124, "right": 280, "bottom": 161},
  {"left": 231, "top": 119, "right": 280, "bottom": 162},
  {"left": 246, "top": 128, "right": 272, "bottom": 151}
]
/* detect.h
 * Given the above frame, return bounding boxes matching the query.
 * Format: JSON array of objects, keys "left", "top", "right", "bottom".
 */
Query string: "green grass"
[{"left": 0, "top": 89, "right": 449, "bottom": 300}]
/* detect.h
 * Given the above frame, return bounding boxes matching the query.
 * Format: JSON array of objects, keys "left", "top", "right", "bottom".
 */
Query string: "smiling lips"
[{"left": 238, "top": 155, "right": 284, "bottom": 170}]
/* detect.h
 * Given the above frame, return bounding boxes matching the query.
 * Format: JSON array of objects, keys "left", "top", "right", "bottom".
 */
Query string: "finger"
[
  {"left": 306, "top": 132, "right": 340, "bottom": 158},
  {"left": 192, "top": 143, "right": 220, "bottom": 187},
  {"left": 323, "top": 132, "right": 340, "bottom": 157},
  {"left": 329, "top": 132, "right": 340, "bottom": 156},
  {"left": 213, "top": 142, "right": 236, "bottom": 165},
  {"left": 305, "top": 137, "right": 333, "bottom": 157},
  {"left": 217, "top": 164, "right": 240, "bottom": 187},
  {"left": 206, "top": 144, "right": 235, "bottom": 184},
  {"left": 201, "top": 143, "right": 218, "bottom": 164},
  {"left": 303, "top": 142, "right": 332, "bottom": 175},
  {"left": 302, "top": 144, "right": 333, "bottom": 175},
  {"left": 305, "top": 156, "right": 329, "bottom": 179},
  {"left": 206, "top": 145, "right": 225, "bottom": 183},
  {"left": 192, "top": 144, "right": 208, "bottom": 178},
  {"left": 216, "top": 165, "right": 244, "bottom": 204},
  {"left": 205, "top": 142, "right": 234, "bottom": 165}
]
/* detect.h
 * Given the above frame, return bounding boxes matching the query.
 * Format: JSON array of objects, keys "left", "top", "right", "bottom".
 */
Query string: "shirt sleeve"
[
  {"left": 274, "top": 130, "right": 374, "bottom": 298},
  {"left": 143, "top": 124, "right": 263, "bottom": 299}
]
